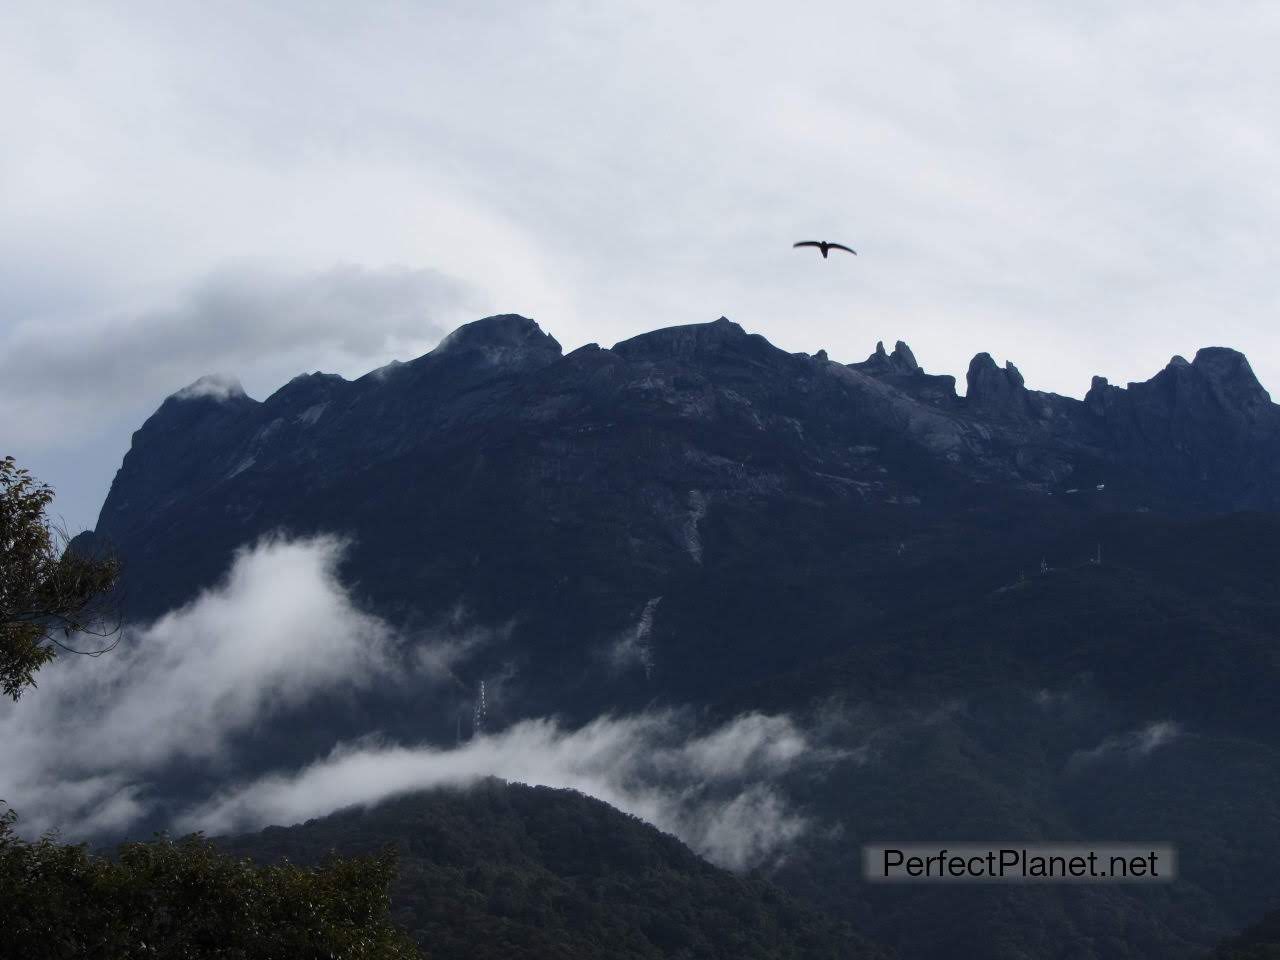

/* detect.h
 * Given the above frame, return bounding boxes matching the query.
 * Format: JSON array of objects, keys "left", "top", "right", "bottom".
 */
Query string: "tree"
[
  {"left": 0, "top": 456, "right": 120, "bottom": 699},
  {"left": 0, "top": 806, "right": 420, "bottom": 959}
]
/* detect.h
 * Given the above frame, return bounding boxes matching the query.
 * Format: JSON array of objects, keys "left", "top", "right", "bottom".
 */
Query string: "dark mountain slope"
[
  {"left": 714, "top": 509, "right": 1280, "bottom": 959},
  {"left": 734, "top": 510, "right": 1280, "bottom": 735},
  {"left": 1211, "top": 905, "right": 1280, "bottom": 958},
  {"left": 220, "top": 780, "right": 886, "bottom": 960}
]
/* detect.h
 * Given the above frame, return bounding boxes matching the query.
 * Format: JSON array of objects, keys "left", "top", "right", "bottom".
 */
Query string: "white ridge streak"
[{"left": 635, "top": 596, "right": 661, "bottom": 680}]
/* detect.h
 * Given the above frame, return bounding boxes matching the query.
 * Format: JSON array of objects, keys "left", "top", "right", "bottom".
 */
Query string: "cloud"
[
  {"left": 0, "top": 262, "right": 474, "bottom": 451},
  {"left": 1067, "top": 720, "right": 1182, "bottom": 772},
  {"left": 0, "top": 535, "right": 404, "bottom": 835},
  {"left": 173, "top": 373, "right": 247, "bottom": 401},
  {"left": 603, "top": 596, "right": 661, "bottom": 678},
  {"left": 12, "top": 2, "right": 1280, "bottom": 392},
  {"left": 179, "top": 709, "right": 826, "bottom": 871},
  {"left": 412, "top": 622, "right": 507, "bottom": 687},
  {"left": 0, "top": 533, "right": 824, "bottom": 870}
]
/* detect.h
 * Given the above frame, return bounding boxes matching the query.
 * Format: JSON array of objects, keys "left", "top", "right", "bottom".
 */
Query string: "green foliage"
[
  {"left": 0, "top": 804, "right": 419, "bottom": 959},
  {"left": 0, "top": 455, "right": 120, "bottom": 699}
]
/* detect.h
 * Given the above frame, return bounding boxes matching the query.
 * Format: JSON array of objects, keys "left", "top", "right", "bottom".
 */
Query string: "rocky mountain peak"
[
  {"left": 265, "top": 371, "right": 349, "bottom": 410},
  {"left": 429, "top": 314, "right": 562, "bottom": 367},
  {"left": 1084, "top": 375, "right": 1118, "bottom": 416},
  {"left": 171, "top": 374, "right": 250, "bottom": 403},
  {"left": 892, "top": 340, "right": 920, "bottom": 372},
  {"left": 852, "top": 339, "right": 921, "bottom": 376},
  {"left": 1128, "top": 347, "right": 1274, "bottom": 423},
  {"left": 1191, "top": 346, "right": 1272, "bottom": 414},
  {"left": 611, "top": 317, "right": 773, "bottom": 362},
  {"left": 148, "top": 373, "right": 257, "bottom": 432},
  {"left": 966, "top": 352, "right": 1036, "bottom": 417}
]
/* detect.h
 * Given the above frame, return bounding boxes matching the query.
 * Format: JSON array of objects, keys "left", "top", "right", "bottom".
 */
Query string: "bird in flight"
[{"left": 793, "top": 240, "right": 857, "bottom": 259}]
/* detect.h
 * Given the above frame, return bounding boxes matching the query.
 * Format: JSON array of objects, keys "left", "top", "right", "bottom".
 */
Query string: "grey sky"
[{"left": 4, "top": 1, "right": 1279, "bottom": 529}]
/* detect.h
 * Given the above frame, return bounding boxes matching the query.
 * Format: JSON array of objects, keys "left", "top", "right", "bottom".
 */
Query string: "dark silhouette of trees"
[
  {"left": 0, "top": 455, "right": 120, "bottom": 699},
  {"left": 0, "top": 806, "right": 417, "bottom": 959}
]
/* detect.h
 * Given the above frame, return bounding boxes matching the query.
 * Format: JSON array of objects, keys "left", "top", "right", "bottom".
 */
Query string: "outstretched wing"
[
  {"left": 793, "top": 241, "right": 822, "bottom": 249},
  {"left": 827, "top": 243, "right": 857, "bottom": 255}
]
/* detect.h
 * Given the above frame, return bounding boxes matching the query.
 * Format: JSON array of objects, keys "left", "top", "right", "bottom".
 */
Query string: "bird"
[{"left": 793, "top": 240, "right": 857, "bottom": 259}]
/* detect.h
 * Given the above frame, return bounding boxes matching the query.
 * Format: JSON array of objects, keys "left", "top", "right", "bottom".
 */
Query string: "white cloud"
[
  {"left": 173, "top": 373, "right": 247, "bottom": 401},
  {"left": 1067, "top": 720, "right": 1182, "bottom": 772},
  {"left": 603, "top": 596, "right": 660, "bottom": 678},
  {"left": 0, "top": 533, "right": 825, "bottom": 870},
  {"left": 0, "top": 262, "right": 473, "bottom": 451},
  {"left": 409, "top": 605, "right": 511, "bottom": 694},
  {"left": 179, "top": 709, "right": 827, "bottom": 871},
  {"left": 0, "top": 535, "right": 401, "bottom": 835}
]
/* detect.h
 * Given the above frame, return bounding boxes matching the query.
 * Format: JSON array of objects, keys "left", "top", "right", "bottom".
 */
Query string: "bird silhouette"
[{"left": 793, "top": 240, "right": 857, "bottom": 259}]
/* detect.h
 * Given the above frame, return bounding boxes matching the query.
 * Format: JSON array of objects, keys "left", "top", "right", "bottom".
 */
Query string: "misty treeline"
[{"left": 0, "top": 457, "right": 417, "bottom": 959}]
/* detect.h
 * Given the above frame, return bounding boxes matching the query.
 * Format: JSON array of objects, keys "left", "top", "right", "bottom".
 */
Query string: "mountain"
[
  {"left": 89, "top": 315, "right": 1279, "bottom": 627},
  {"left": 76, "top": 314, "right": 1280, "bottom": 959},
  {"left": 219, "top": 780, "right": 885, "bottom": 960}
]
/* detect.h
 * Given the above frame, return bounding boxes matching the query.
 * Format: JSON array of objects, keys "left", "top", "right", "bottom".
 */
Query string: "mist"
[
  {"left": 183, "top": 709, "right": 825, "bottom": 870},
  {"left": 0, "top": 534, "right": 827, "bottom": 869}
]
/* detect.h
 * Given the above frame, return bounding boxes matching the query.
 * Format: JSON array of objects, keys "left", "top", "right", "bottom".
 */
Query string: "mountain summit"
[{"left": 428, "top": 313, "right": 563, "bottom": 367}]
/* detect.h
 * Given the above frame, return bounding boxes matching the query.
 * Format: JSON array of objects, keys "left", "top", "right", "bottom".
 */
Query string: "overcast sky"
[{"left": 4, "top": 1, "right": 1279, "bottom": 529}]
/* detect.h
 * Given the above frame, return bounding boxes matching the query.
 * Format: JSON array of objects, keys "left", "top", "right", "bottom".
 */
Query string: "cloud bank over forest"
[
  {"left": 0, "top": 535, "right": 826, "bottom": 869},
  {"left": 182, "top": 709, "right": 824, "bottom": 871}
]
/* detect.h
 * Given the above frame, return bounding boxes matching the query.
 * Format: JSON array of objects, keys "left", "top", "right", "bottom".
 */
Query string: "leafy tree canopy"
[
  {"left": 0, "top": 805, "right": 419, "bottom": 959},
  {"left": 0, "top": 455, "right": 120, "bottom": 699}
]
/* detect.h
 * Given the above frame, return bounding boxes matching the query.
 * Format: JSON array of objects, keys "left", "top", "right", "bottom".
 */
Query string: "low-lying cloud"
[
  {"left": 181, "top": 709, "right": 823, "bottom": 871},
  {"left": 1067, "top": 720, "right": 1182, "bottom": 773},
  {"left": 0, "top": 534, "right": 825, "bottom": 870},
  {"left": 602, "top": 596, "right": 661, "bottom": 678},
  {"left": 0, "top": 535, "right": 400, "bottom": 835}
]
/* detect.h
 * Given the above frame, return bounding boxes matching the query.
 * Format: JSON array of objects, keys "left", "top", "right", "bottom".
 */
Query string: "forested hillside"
[{"left": 221, "top": 780, "right": 884, "bottom": 960}]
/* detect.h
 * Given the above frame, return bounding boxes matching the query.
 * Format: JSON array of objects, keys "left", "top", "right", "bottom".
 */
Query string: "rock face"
[
  {"left": 431, "top": 312, "right": 564, "bottom": 367},
  {"left": 1083, "top": 347, "right": 1277, "bottom": 508},
  {"left": 965, "top": 352, "right": 1039, "bottom": 418},
  {"left": 852, "top": 339, "right": 920, "bottom": 375}
]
